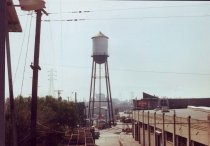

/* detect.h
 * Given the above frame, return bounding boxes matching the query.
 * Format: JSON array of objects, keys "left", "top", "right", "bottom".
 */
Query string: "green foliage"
[
  {"left": 75, "top": 102, "right": 86, "bottom": 126},
  {"left": 5, "top": 96, "right": 85, "bottom": 146},
  {"left": 38, "top": 96, "right": 78, "bottom": 129}
]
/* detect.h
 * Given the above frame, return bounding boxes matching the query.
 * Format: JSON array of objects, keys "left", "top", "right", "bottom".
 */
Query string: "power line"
[
  {"left": 95, "top": 3, "right": 210, "bottom": 12},
  {"left": 113, "top": 68, "right": 210, "bottom": 76},
  {"left": 48, "top": 10, "right": 91, "bottom": 15},
  {"left": 59, "top": 0, "right": 64, "bottom": 92},
  {"left": 41, "top": 14, "right": 210, "bottom": 22},
  {"left": 47, "top": 11, "right": 56, "bottom": 68},
  {"left": 14, "top": 11, "right": 32, "bottom": 84},
  {"left": 46, "top": 4, "right": 210, "bottom": 14},
  {"left": 42, "top": 19, "right": 86, "bottom": 22},
  {"left": 20, "top": 13, "right": 33, "bottom": 96},
  {"left": 42, "top": 64, "right": 210, "bottom": 76},
  {"left": 17, "top": 4, "right": 210, "bottom": 16}
]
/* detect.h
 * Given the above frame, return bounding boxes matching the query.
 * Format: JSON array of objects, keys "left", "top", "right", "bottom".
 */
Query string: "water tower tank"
[{"left": 92, "top": 31, "right": 109, "bottom": 64}]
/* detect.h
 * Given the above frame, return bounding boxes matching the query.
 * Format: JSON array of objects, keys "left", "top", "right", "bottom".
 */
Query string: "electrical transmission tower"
[{"left": 48, "top": 69, "right": 56, "bottom": 97}]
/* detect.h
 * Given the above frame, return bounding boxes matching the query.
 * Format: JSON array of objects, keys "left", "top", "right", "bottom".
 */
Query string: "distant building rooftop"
[
  {"left": 145, "top": 106, "right": 210, "bottom": 121},
  {"left": 133, "top": 92, "right": 210, "bottom": 110}
]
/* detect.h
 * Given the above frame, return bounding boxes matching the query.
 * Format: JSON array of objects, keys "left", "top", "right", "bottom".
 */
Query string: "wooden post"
[
  {"left": 162, "top": 113, "right": 166, "bottom": 146},
  {"left": 154, "top": 112, "right": 156, "bottom": 146},
  {"left": 148, "top": 111, "right": 151, "bottom": 146},
  {"left": 138, "top": 110, "right": 139, "bottom": 141},
  {"left": 0, "top": 0, "right": 6, "bottom": 145},
  {"left": 188, "top": 116, "right": 191, "bottom": 146},
  {"left": 138, "top": 110, "right": 141, "bottom": 144},
  {"left": 143, "top": 110, "right": 145, "bottom": 146},
  {"left": 207, "top": 115, "right": 210, "bottom": 146},
  {"left": 173, "top": 111, "right": 176, "bottom": 146},
  {"left": 6, "top": 32, "right": 18, "bottom": 146},
  {"left": 30, "top": 9, "right": 42, "bottom": 146},
  {"left": 132, "top": 110, "right": 134, "bottom": 138}
]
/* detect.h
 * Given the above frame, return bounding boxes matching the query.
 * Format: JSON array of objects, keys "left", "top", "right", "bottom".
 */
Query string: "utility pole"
[
  {"left": 30, "top": 9, "right": 42, "bottom": 146},
  {"left": 54, "top": 89, "right": 63, "bottom": 99},
  {"left": 75, "top": 92, "right": 77, "bottom": 103},
  {"left": 0, "top": 0, "right": 7, "bottom": 145},
  {"left": 17, "top": 1, "right": 47, "bottom": 146},
  {"left": 6, "top": 32, "right": 18, "bottom": 146}
]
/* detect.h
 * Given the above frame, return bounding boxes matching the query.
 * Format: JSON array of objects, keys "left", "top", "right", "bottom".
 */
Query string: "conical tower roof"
[{"left": 92, "top": 31, "right": 109, "bottom": 39}]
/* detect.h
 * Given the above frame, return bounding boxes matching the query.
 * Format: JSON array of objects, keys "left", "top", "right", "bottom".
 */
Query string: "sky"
[{"left": 6, "top": 0, "right": 210, "bottom": 101}]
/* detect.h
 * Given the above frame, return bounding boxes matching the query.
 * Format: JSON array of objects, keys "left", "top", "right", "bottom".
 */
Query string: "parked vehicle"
[
  {"left": 120, "top": 116, "right": 126, "bottom": 122},
  {"left": 124, "top": 118, "right": 132, "bottom": 123},
  {"left": 122, "top": 127, "right": 132, "bottom": 133},
  {"left": 94, "top": 128, "right": 100, "bottom": 139},
  {"left": 96, "top": 120, "right": 109, "bottom": 129}
]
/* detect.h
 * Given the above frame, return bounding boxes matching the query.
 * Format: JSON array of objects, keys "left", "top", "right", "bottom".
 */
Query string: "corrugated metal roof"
[
  {"left": 92, "top": 31, "right": 108, "bottom": 39},
  {"left": 145, "top": 106, "right": 210, "bottom": 121},
  {"left": 7, "top": 0, "right": 22, "bottom": 32}
]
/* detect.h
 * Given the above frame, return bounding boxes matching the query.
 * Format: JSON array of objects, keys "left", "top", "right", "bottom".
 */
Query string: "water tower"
[{"left": 88, "top": 32, "right": 114, "bottom": 127}]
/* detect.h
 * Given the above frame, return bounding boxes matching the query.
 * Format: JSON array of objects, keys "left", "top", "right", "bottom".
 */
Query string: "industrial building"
[
  {"left": 133, "top": 92, "right": 210, "bottom": 110},
  {"left": 132, "top": 106, "right": 210, "bottom": 146}
]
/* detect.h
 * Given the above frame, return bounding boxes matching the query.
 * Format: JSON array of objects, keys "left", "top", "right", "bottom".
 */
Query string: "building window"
[
  {"left": 192, "top": 141, "right": 206, "bottom": 146},
  {"left": 166, "top": 131, "right": 173, "bottom": 142},
  {"left": 177, "top": 136, "right": 187, "bottom": 146},
  {"left": 150, "top": 126, "right": 154, "bottom": 133},
  {"left": 139, "top": 122, "right": 142, "bottom": 128},
  {"left": 144, "top": 124, "right": 147, "bottom": 130}
]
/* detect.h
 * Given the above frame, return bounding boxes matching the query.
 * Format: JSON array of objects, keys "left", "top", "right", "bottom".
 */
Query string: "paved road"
[
  {"left": 95, "top": 129, "right": 120, "bottom": 146},
  {"left": 95, "top": 122, "right": 132, "bottom": 146}
]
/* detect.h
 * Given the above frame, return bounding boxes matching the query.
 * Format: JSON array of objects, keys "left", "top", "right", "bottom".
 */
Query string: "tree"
[{"left": 5, "top": 96, "right": 81, "bottom": 146}]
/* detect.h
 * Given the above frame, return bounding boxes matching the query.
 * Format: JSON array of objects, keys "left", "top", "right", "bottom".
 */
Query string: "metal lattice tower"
[{"left": 48, "top": 69, "right": 56, "bottom": 96}]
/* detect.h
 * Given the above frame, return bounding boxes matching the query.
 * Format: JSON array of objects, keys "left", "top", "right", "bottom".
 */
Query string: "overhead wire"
[
  {"left": 40, "top": 4, "right": 210, "bottom": 22},
  {"left": 16, "top": 4, "right": 210, "bottom": 23},
  {"left": 19, "top": 121, "right": 65, "bottom": 144},
  {"left": 48, "top": 10, "right": 91, "bottom": 14},
  {"left": 111, "top": 68, "right": 210, "bottom": 76},
  {"left": 47, "top": 4, "right": 56, "bottom": 68},
  {"left": 93, "top": 3, "right": 210, "bottom": 12},
  {"left": 14, "top": 3, "right": 210, "bottom": 98},
  {"left": 46, "top": 0, "right": 57, "bottom": 97},
  {"left": 14, "top": 11, "right": 31, "bottom": 84},
  {"left": 59, "top": 0, "right": 64, "bottom": 93},
  {"left": 17, "top": 3, "right": 210, "bottom": 16},
  {"left": 20, "top": 11, "right": 33, "bottom": 95},
  {"left": 37, "top": 121, "right": 65, "bottom": 134},
  {"left": 38, "top": 0, "right": 57, "bottom": 97},
  {"left": 41, "top": 14, "right": 210, "bottom": 22},
  {"left": 41, "top": 63, "right": 210, "bottom": 76},
  {"left": 47, "top": 3, "right": 210, "bottom": 14}
]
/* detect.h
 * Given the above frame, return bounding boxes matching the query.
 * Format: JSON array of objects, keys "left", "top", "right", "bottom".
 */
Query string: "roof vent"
[{"left": 158, "top": 97, "right": 169, "bottom": 113}]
